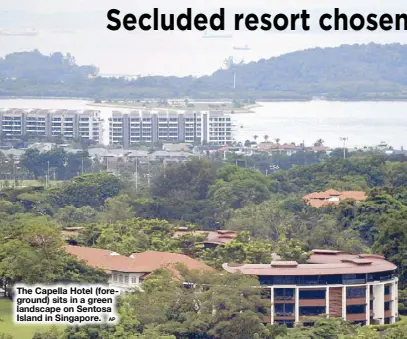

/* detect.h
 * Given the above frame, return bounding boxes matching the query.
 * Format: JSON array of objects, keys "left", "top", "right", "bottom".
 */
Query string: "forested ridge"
[
  {"left": 3, "top": 43, "right": 407, "bottom": 99},
  {"left": 1, "top": 150, "right": 407, "bottom": 338}
]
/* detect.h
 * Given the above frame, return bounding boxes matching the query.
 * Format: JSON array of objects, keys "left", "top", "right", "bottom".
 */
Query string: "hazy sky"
[
  {"left": 1, "top": 1, "right": 407, "bottom": 76},
  {"left": 3, "top": 0, "right": 406, "bottom": 12}
]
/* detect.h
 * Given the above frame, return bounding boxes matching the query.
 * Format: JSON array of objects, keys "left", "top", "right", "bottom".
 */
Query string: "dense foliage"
[{"left": 1, "top": 151, "right": 407, "bottom": 338}]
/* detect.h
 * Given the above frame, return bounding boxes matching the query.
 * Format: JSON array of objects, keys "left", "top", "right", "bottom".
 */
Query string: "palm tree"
[
  {"left": 314, "top": 138, "right": 324, "bottom": 147},
  {"left": 253, "top": 135, "right": 258, "bottom": 143},
  {"left": 275, "top": 138, "right": 280, "bottom": 144},
  {"left": 264, "top": 135, "right": 269, "bottom": 142}
]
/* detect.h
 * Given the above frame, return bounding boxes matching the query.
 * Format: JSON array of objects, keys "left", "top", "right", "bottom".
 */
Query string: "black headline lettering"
[
  {"left": 319, "top": 8, "right": 407, "bottom": 31},
  {"left": 107, "top": 8, "right": 407, "bottom": 32},
  {"left": 107, "top": 8, "right": 225, "bottom": 31},
  {"left": 234, "top": 11, "right": 310, "bottom": 31}
]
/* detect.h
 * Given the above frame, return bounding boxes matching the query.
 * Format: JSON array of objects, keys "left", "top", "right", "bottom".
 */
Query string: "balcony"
[
  {"left": 384, "top": 294, "right": 392, "bottom": 302},
  {"left": 346, "top": 313, "right": 366, "bottom": 322},
  {"left": 346, "top": 297, "right": 367, "bottom": 306},
  {"left": 299, "top": 299, "right": 326, "bottom": 307},
  {"left": 343, "top": 279, "right": 366, "bottom": 285},
  {"left": 385, "top": 310, "right": 393, "bottom": 318},
  {"left": 274, "top": 313, "right": 295, "bottom": 320},
  {"left": 274, "top": 295, "right": 295, "bottom": 301}
]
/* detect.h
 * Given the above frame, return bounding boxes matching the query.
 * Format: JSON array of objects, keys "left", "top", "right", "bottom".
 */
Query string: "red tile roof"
[
  {"left": 222, "top": 250, "right": 396, "bottom": 276},
  {"left": 65, "top": 245, "right": 214, "bottom": 274},
  {"left": 311, "top": 146, "right": 331, "bottom": 152},
  {"left": 128, "top": 251, "right": 214, "bottom": 273},
  {"left": 303, "top": 190, "right": 367, "bottom": 208}
]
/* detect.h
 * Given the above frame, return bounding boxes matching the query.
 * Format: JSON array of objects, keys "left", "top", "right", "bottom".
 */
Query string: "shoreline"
[
  {"left": 4, "top": 96, "right": 407, "bottom": 104},
  {"left": 86, "top": 102, "right": 262, "bottom": 113}
]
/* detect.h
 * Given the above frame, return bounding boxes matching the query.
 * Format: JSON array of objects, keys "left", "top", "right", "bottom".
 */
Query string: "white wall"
[
  {"left": 108, "top": 271, "right": 145, "bottom": 290},
  {"left": 373, "top": 284, "right": 385, "bottom": 324}
]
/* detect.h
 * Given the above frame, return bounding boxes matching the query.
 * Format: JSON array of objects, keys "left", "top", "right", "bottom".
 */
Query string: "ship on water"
[
  {"left": 202, "top": 30, "right": 232, "bottom": 39},
  {"left": 233, "top": 45, "right": 250, "bottom": 51},
  {"left": 0, "top": 28, "right": 38, "bottom": 36}
]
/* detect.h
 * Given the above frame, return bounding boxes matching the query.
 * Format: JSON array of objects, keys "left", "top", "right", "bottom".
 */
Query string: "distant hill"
[
  {"left": 0, "top": 50, "right": 98, "bottom": 83},
  {"left": 199, "top": 42, "right": 407, "bottom": 100},
  {"left": 2, "top": 43, "right": 407, "bottom": 100}
]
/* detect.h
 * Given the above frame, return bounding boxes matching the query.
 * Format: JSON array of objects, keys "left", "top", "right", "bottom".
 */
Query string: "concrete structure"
[
  {"left": 65, "top": 245, "right": 214, "bottom": 292},
  {"left": 223, "top": 249, "right": 398, "bottom": 327},
  {"left": 0, "top": 109, "right": 103, "bottom": 143},
  {"left": 108, "top": 110, "right": 233, "bottom": 147}
]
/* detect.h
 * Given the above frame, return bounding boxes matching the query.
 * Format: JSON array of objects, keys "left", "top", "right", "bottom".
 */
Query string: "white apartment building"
[
  {"left": 0, "top": 109, "right": 103, "bottom": 143},
  {"left": 109, "top": 110, "right": 233, "bottom": 147}
]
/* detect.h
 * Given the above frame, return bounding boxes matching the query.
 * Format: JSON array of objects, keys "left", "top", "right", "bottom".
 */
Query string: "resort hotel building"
[
  {"left": 109, "top": 110, "right": 234, "bottom": 146},
  {"left": 0, "top": 108, "right": 103, "bottom": 143},
  {"left": 223, "top": 249, "right": 398, "bottom": 327}
]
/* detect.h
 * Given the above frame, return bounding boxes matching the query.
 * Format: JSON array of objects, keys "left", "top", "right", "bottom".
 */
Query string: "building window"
[
  {"left": 299, "top": 306, "right": 326, "bottom": 317},
  {"left": 131, "top": 276, "right": 138, "bottom": 284},
  {"left": 346, "top": 305, "right": 366, "bottom": 314},
  {"left": 299, "top": 289, "right": 325, "bottom": 300},
  {"left": 274, "top": 288, "right": 295, "bottom": 300},
  {"left": 119, "top": 274, "right": 123, "bottom": 283},
  {"left": 343, "top": 274, "right": 366, "bottom": 284},
  {"left": 346, "top": 287, "right": 366, "bottom": 299},
  {"left": 258, "top": 276, "right": 274, "bottom": 285},
  {"left": 385, "top": 302, "right": 391, "bottom": 311},
  {"left": 275, "top": 303, "right": 294, "bottom": 316},
  {"left": 112, "top": 274, "right": 117, "bottom": 282},
  {"left": 273, "top": 276, "right": 296, "bottom": 285},
  {"left": 124, "top": 275, "right": 129, "bottom": 284},
  {"left": 384, "top": 285, "right": 391, "bottom": 295}
]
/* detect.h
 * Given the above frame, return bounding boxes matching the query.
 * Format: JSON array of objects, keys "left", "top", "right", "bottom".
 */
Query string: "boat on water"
[
  {"left": 312, "top": 96, "right": 327, "bottom": 101},
  {"left": 0, "top": 28, "right": 38, "bottom": 36},
  {"left": 202, "top": 30, "right": 232, "bottom": 39},
  {"left": 233, "top": 45, "right": 251, "bottom": 51}
]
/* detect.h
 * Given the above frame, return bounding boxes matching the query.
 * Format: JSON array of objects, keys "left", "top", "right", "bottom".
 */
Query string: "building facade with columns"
[{"left": 223, "top": 249, "right": 398, "bottom": 327}]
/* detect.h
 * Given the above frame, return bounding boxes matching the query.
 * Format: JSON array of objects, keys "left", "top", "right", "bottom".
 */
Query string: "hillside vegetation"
[{"left": 2, "top": 43, "right": 407, "bottom": 100}]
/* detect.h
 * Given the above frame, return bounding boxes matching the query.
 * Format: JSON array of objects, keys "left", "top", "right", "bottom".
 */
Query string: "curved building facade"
[{"left": 223, "top": 249, "right": 398, "bottom": 327}]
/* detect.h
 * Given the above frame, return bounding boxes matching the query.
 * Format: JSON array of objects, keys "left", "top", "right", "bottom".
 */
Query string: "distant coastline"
[
  {"left": 4, "top": 95, "right": 407, "bottom": 104},
  {"left": 5, "top": 95, "right": 407, "bottom": 105},
  {"left": 87, "top": 102, "right": 262, "bottom": 113}
]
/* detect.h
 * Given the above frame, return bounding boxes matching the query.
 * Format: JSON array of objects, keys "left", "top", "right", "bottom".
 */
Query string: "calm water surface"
[{"left": 1, "top": 99, "right": 407, "bottom": 148}]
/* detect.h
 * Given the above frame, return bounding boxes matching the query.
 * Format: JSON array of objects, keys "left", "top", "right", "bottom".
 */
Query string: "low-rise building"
[
  {"left": 163, "top": 143, "right": 193, "bottom": 152},
  {"left": 65, "top": 245, "right": 214, "bottom": 291},
  {"left": 223, "top": 249, "right": 398, "bottom": 327},
  {"left": 303, "top": 189, "right": 367, "bottom": 208}
]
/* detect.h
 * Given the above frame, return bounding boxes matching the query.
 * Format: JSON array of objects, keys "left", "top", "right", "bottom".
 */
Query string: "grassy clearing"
[{"left": 0, "top": 298, "right": 64, "bottom": 339}]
